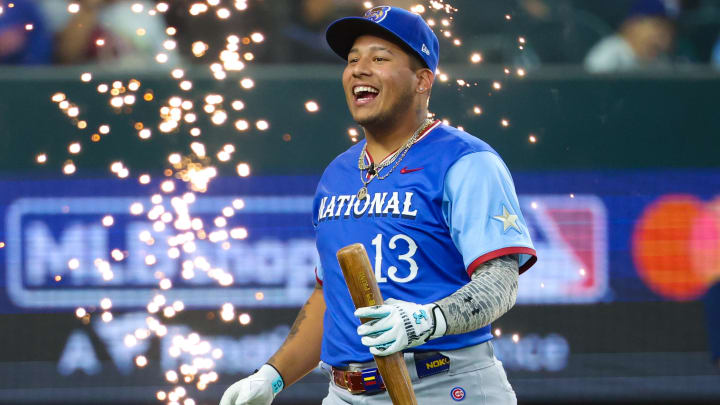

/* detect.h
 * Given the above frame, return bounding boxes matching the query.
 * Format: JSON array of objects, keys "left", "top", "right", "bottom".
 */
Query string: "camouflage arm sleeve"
[{"left": 435, "top": 255, "right": 519, "bottom": 336}]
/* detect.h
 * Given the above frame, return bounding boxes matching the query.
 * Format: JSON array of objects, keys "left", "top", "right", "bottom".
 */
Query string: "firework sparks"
[
  {"left": 238, "top": 313, "right": 251, "bottom": 325},
  {"left": 99, "top": 216, "right": 113, "bottom": 227},
  {"left": 63, "top": 161, "right": 76, "bottom": 175},
  {"left": 42, "top": 0, "right": 260, "bottom": 390},
  {"left": 236, "top": 163, "right": 251, "bottom": 177},
  {"left": 255, "top": 119, "right": 269, "bottom": 131},
  {"left": 240, "top": 78, "right": 254, "bottom": 89},
  {"left": 305, "top": 100, "right": 320, "bottom": 113}
]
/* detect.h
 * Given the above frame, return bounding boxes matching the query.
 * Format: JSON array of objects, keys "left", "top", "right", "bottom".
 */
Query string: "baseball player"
[{"left": 220, "top": 6, "right": 536, "bottom": 405}]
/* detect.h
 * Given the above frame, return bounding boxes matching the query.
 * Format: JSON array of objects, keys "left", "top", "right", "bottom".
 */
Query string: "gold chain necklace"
[{"left": 356, "top": 119, "right": 433, "bottom": 200}]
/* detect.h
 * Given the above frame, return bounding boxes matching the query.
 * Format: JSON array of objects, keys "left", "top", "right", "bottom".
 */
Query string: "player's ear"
[{"left": 416, "top": 69, "right": 434, "bottom": 95}]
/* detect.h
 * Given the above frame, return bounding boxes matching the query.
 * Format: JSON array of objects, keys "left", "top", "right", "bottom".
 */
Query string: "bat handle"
[
  {"left": 375, "top": 352, "right": 418, "bottom": 405},
  {"left": 337, "top": 243, "right": 418, "bottom": 405}
]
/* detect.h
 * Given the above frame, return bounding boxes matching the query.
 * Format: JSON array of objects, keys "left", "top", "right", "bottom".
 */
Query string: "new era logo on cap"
[{"left": 325, "top": 6, "right": 440, "bottom": 72}]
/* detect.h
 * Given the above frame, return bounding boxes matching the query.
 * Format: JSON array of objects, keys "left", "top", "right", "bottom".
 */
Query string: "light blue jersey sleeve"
[{"left": 442, "top": 152, "right": 536, "bottom": 275}]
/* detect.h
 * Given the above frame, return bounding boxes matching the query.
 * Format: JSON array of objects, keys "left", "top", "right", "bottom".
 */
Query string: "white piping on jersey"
[{"left": 414, "top": 119, "right": 442, "bottom": 144}]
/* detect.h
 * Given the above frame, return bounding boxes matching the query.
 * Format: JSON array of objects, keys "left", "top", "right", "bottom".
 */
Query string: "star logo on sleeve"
[{"left": 492, "top": 205, "right": 522, "bottom": 234}]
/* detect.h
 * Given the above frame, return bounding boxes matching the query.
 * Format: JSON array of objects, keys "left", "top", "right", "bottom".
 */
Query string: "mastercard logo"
[{"left": 633, "top": 195, "right": 720, "bottom": 301}]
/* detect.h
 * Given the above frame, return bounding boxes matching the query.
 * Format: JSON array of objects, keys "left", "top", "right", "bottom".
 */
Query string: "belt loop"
[{"left": 319, "top": 361, "right": 332, "bottom": 378}]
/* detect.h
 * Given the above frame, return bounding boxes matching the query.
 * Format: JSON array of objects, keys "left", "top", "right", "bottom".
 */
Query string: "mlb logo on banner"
[{"left": 516, "top": 195, "right": 608, "bottom": 304}]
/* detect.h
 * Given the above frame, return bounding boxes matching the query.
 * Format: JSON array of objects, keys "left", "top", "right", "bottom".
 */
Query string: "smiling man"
[{"left": 220, "top": 6, "right": 536, "bottom": 405}]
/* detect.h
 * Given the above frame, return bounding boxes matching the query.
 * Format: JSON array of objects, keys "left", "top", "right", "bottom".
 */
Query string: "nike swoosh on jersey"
[{"left": 400, "top": 167, "right": 423, "bottom": 174}]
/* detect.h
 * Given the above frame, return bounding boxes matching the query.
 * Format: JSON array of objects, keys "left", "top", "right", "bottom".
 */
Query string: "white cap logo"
[{"left": 421, "top": 43, "right": 430, "bottom": 56}]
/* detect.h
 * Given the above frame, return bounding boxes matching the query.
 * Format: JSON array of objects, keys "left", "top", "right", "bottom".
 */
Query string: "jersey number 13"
[{"left": 370, "top": 233, "right": 418, "bottom": 283}]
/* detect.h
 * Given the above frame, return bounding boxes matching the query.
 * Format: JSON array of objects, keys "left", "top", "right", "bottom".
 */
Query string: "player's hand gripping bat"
[{"left": 337, "top": 243, "right": 418, "bottom": 405}]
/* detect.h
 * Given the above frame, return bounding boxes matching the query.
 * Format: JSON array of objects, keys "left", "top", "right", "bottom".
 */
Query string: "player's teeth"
[{"left": 353, "top": 86, "right": 379, "bottom": 95}]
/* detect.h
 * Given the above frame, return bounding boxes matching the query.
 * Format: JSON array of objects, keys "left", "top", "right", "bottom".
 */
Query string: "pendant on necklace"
[{"left": 357, "top": 186, "right": 368, "bottom": 200}]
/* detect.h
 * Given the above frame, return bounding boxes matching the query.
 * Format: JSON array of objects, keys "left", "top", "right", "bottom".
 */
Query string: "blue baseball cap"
[
  {"left": 326, "top": 6, "right": 440, "bottom": 72},
  {"left": 627, "top": 0, "right": 675, "bottom": 19}
]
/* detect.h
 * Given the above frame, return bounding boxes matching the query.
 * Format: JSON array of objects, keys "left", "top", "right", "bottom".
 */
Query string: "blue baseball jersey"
[{"left": 313, "top": 121, "right": 536, "bottom": 367}]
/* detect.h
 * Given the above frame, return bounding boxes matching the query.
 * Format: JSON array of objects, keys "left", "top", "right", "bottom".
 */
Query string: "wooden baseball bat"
[{"left": 337, "top": 243, "right": 418, "bottom": 405}]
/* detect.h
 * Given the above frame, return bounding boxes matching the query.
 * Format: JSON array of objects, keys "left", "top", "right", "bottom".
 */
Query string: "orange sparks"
[
  {"left": 236, "top": 163, "right": 250, "bottom": 177},
  {"left": 63, "top": 161, "right": 76, "bottom": 175},
  {"left": 305, "top": 100, "right": 319, "bottom": 113}
]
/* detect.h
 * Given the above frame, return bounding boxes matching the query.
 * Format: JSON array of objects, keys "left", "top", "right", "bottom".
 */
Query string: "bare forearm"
[
  {"left": 435, "top": 255, "right": 519, "bottom": 335},
  {"left": 268, "top": 283, "right": 325, "bottom": 387}
]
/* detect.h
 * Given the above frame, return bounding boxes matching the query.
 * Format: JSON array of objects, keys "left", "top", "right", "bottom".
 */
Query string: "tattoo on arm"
[
  {"left": 287, "top": 306, "right": 308, "bottom": 339},
  {"left": 269, "top": 289, "right": 318, "bottom": 364},
  {"left": 436, "top": 255, "right": 519, "bottom": 335}
]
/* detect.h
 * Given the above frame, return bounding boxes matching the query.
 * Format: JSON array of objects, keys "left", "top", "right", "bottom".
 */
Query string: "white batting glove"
[
  {"left": 219, "top": 364, "right": 284, "bottom": 405},
  {"left": 354, "top": 298, "right": 447, "bottom": 356}
]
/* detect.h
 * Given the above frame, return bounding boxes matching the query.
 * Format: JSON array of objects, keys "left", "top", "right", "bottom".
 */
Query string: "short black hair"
[{"left": 407, "top": 52, "right": 426, "bottom": 72}]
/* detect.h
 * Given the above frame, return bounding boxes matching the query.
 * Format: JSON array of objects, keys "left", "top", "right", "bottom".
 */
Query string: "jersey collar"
[{"left": 363, "top": 119, "right": 441, "bottom": 166}]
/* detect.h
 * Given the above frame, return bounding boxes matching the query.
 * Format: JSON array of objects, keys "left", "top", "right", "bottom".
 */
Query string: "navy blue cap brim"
[{"left": 326, "top": 17, "right": 430, "bottom": 69}]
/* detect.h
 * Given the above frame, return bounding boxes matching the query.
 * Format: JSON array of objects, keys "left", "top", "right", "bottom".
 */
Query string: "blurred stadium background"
[{"left": 1, "top": 0, "right": 720, "bottom": 404}]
